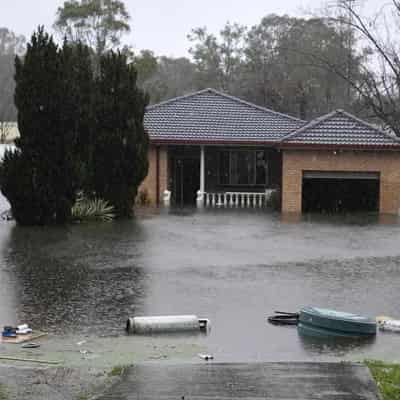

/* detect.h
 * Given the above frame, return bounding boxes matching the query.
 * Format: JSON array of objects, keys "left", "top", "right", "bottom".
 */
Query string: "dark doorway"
[
  {"left": 302, "top": 173, "right": 380, "bottom": 213},
  {"left": 174, "top": 158, "right": 200, "bottom": 206}
]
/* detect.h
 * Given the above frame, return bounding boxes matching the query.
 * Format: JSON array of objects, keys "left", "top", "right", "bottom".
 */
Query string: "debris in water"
[
  {"left": 21, "top": 343, "right": 40, "bottom": 349},
  {"left": 376, "top": 315, "right": 400, "bottom": 332},
  {"left": 126, "top": 315, "right": 210, "bottom": 334},
  {"left": 198, "top": 353, "right": 214, "bottom": 361},
  {"left": 267, "top": 311, "right": 299, "bottom": 326}
]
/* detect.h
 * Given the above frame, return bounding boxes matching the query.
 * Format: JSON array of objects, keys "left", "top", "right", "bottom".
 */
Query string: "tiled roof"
[
  {"left": 144, "top": 88, "right": 304, "bottom": 144},
  {"left": 280, "top": 109, "right": 400, "bottom": 148}
]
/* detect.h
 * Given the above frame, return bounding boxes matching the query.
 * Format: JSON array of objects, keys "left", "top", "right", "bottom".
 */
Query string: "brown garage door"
[{"left": 302, "top": 171, "right": 380, "bottom": 213}]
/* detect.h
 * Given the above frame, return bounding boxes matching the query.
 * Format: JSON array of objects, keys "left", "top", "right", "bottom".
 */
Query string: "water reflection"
[
  {"left": 298, "top": 331, "right": 376, "bottom": 357},
  {"left": 0, "top": 209, "right": 400, "bottom": 361},
  {"left": 2, "top": 221, "right": 149, "bottom": 336}
]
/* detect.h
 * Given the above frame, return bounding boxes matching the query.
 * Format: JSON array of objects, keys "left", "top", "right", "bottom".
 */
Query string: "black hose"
[{"left": 267, "top": 313, "right": 299, "bottom": 326}]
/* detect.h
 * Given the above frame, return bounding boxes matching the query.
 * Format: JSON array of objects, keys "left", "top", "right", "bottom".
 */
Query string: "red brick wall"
[{"left": 282, "top": 149, "right": 400, "bottom": 215}]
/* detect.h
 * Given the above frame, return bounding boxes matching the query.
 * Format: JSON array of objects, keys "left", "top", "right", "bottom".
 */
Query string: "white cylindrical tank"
[{"left": 126, "top": 315, "right": 209, "bottom": 334}]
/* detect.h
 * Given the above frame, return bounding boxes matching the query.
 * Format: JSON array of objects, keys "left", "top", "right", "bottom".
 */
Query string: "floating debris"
[
  {"left": 298, "top": 307, "right": 377, "bottom": 337},
  {"left": 267, "top": 311, "right": 299, "bottom": 326},
  {"left": 21, "top": 343, "right": 40, "bottom": 349},
  {"left": 376, "top": 316, "right": 400, "bottom": 332},
  {"left": 126, "top": 315, "right": 210, "bottom": 334},
  {"left": 198, "top": 353, "right": 214, "bottom": 361}
]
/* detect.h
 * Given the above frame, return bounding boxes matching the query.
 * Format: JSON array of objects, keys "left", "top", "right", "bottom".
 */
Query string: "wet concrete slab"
[{"left": 99, "top": 362, "right": 381, "bottom": 400}]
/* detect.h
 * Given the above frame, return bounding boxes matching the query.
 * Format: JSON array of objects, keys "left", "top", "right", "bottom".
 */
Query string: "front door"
[{"left": 174, "top": 158, "right": 200, "bottom": 206}]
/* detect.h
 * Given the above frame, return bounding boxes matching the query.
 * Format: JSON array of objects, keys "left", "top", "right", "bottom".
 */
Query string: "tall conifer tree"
[
  {"left": 1, "top": 28, "right": 80, "bottom": 224},
  {"left": 92, "top": 51, "right": 149, "bottom": 217}
]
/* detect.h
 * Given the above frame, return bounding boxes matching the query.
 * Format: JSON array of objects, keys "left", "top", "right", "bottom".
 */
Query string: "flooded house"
[{"left": 141, "top": 88, "right": 400, "bottom": 214}]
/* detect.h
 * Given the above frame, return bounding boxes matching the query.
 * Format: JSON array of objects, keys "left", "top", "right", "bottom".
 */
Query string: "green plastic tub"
[{"left": 298, "top": 307, "right": 377, "bottom": 338}]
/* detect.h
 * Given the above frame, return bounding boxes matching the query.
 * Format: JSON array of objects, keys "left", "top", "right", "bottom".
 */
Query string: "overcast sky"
[{"left": 0, "top": 0, "right": 380, "bottom": 57}]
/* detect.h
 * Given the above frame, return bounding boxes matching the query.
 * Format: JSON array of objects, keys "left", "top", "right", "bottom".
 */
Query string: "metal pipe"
[{"left": 126, "top": 315, "right": 210, "bottom": 335}]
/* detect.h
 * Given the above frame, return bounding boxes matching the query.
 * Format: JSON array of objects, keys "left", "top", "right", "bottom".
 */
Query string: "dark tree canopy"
[
  {"left": 1, "top": 28, "right": 78, "bottom": 224},
  {"left": 324, "top": 0, "right": 400, "bottom": 135},
  {"left": 0, "top": 27, "right": 149, "bottom": 225},
  {"left": 54, "top": 0, "right": 131, "bottom": 56},
  {"left": 136, "top": 15, "right": 366, "bottom": 121},
  {"left": 92, "top": 51, "right": 149, "bottom": 217}
]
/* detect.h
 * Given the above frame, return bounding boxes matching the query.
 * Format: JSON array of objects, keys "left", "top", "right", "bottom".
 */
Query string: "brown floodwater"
[{"left": 0, "top": 203, "right": 400, "bottom": 362}]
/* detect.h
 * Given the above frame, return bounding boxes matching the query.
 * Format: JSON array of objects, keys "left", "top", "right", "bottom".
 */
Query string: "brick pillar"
[
  {"left": 380, "top": 169, "right": 400, "bottom": 215},
  {"left": 137, "top": 145, "right": 169, "bottom": 206},
  {"left": 281, "top": 152, "right": 302, "bottom": 213},
  {"left": 158, "top": 146, "right": 168, "bottom": 203}
]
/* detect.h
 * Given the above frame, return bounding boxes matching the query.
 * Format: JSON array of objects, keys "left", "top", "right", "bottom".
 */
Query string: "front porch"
[{"left": 166, "top": 145, "right": 282, "bottom": 208}]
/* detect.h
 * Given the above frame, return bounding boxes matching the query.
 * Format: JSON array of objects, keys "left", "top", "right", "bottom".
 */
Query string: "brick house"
[{"left": 140, "top": 88, "right": 400, "bottom": 215}]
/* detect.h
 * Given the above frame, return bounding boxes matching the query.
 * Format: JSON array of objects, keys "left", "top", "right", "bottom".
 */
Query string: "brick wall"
[
  {"left": 282, "top": 149, "right": 400, "bottom": 215},
  {"left": 137, "top": 145, "right": 168, "bottom": 206}
]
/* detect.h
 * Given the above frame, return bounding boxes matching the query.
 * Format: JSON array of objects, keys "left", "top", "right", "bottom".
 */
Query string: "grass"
[
  {"left": 0, "top": 384, "right": 7, "bottom": 400},
  {"left": 108, "top": 365, "right": 126, "bottom": 377},
  {"left": 366, "top": 360, "right": 400, "bottom": 400}
]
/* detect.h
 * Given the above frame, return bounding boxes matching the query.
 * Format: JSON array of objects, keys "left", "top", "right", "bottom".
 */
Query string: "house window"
[{"left": 219, "top": 150, "right": 268, "bottom": 186}]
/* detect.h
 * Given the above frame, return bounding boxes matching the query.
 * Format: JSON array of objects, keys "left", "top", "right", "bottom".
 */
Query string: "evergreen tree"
[
  {"left": 0, "top": 28, "right": 80, "bottom": 224},
  {"left": 92, "top": 51, "right": 149, "bottom": 217},
  {"left": 61, "top": 41, "right": 95, "bottom": 192}
]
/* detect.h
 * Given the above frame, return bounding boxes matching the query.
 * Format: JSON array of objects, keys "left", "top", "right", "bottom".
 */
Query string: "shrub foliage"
[
  {"left": 72, "top": 195, "right": 115, "bottom": 222},
  {"left": 92, "top": 52, "right": 149, "bottom": 217},
  {"left": 0, "top": 27, "right": 149, "bottom": 225}
]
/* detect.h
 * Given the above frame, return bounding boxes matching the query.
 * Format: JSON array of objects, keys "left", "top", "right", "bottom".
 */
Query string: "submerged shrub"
[{"left": 72, "top": 196, "right": 115, "bottom": 222}]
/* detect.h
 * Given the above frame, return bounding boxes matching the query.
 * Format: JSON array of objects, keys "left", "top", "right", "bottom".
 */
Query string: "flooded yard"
[{"left": 1, "top": 207, "right": 400, "bottom": 363}]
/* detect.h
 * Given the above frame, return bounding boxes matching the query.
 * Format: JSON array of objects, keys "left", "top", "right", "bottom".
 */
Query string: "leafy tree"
[
  {"left": 187, "top": 15, "right": 364, "bottom": 119},
  {"left": 321, "top": 0, "right": 400, "bottom": 135},
  {"left": 132, "top": 49, "right": 158, "bottom": 84},
  {"left": 188, "top": 22, "right": 246, "bottom": 92},
  {"left": 139, "top": 56, "right": 197, "bottom": 104},
  {"left": 0, "top": 28, "right": 83, "bottom": 225},
  {"left": 54, "top": 0, "right": 131, "bottom": 57},
  {"left": 242, "top": 15, "right": 365, "bottom": 118},
  {"left": 92, "top": 51, "right": 149, "bottom": 217}
]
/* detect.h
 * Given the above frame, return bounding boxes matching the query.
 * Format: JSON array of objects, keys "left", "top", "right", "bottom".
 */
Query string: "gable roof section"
[
  {"left": 144, "top": 88, "right": 304, "bottom": 144},
  {"left": 280, "top": 109, "right": 400, "bottom": 149}
]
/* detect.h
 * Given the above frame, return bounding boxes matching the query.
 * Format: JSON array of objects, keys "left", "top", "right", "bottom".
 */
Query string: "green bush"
[
  {"left": 0, "top": 149, "right": 56, "bottom": 225},
  {"left": 91, "top": 51, "right": 149, "bottom": 217},
  {"left": 72, "top": 196, "right": 115, "bottom": 222},
  {"left": 0, "top": 28, "right": 149, "bottom": 225},
  {"left": 0, "top": 28, "right": 81, "bottom": 225}
]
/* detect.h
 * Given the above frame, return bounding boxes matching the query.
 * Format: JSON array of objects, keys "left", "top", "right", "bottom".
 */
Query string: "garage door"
[{"left": 302, "top": 171, "right": 380, "bottom": 213}]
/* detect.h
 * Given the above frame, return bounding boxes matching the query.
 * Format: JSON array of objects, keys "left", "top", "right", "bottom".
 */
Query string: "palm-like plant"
[{"left": 72, "top": 195, "right": 116, "bottom": 222}]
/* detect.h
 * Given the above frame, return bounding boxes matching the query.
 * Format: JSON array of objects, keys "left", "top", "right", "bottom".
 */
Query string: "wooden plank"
[
  {"left": 0, "top": 356, "right": 59, "bottom": 365},
  {"left": 0, "top": 332, "right": 47, "bottom": 344},
  {"left": 99, "top": 363, "right": 380, "bottom": 400}
]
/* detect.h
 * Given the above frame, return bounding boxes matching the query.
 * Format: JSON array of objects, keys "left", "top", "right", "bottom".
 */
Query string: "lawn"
[
  {"left": 366, "top": 360, "right": 400, "bottom": 400},
  {"left": 0, "top": 384, "right": 7, "bottom": 400}
]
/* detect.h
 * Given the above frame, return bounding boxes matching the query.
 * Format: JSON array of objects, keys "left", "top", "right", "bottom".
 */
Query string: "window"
[{"left": 219, "top": 150, "right": 268, "bottom": 186}]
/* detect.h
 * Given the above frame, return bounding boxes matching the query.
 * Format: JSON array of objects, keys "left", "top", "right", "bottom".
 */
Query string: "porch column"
[{"left": 197, "top": 145, "right": 205, "bottom": 207}]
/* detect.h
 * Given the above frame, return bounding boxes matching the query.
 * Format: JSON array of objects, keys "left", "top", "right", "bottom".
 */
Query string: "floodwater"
[{"left": 1, "top": 202, "right": 400, "bottom": 363}]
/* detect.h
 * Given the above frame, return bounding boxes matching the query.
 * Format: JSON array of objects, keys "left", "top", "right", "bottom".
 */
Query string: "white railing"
[{"left": 203, "top": 190, "right": 275, "bottom": 208}]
